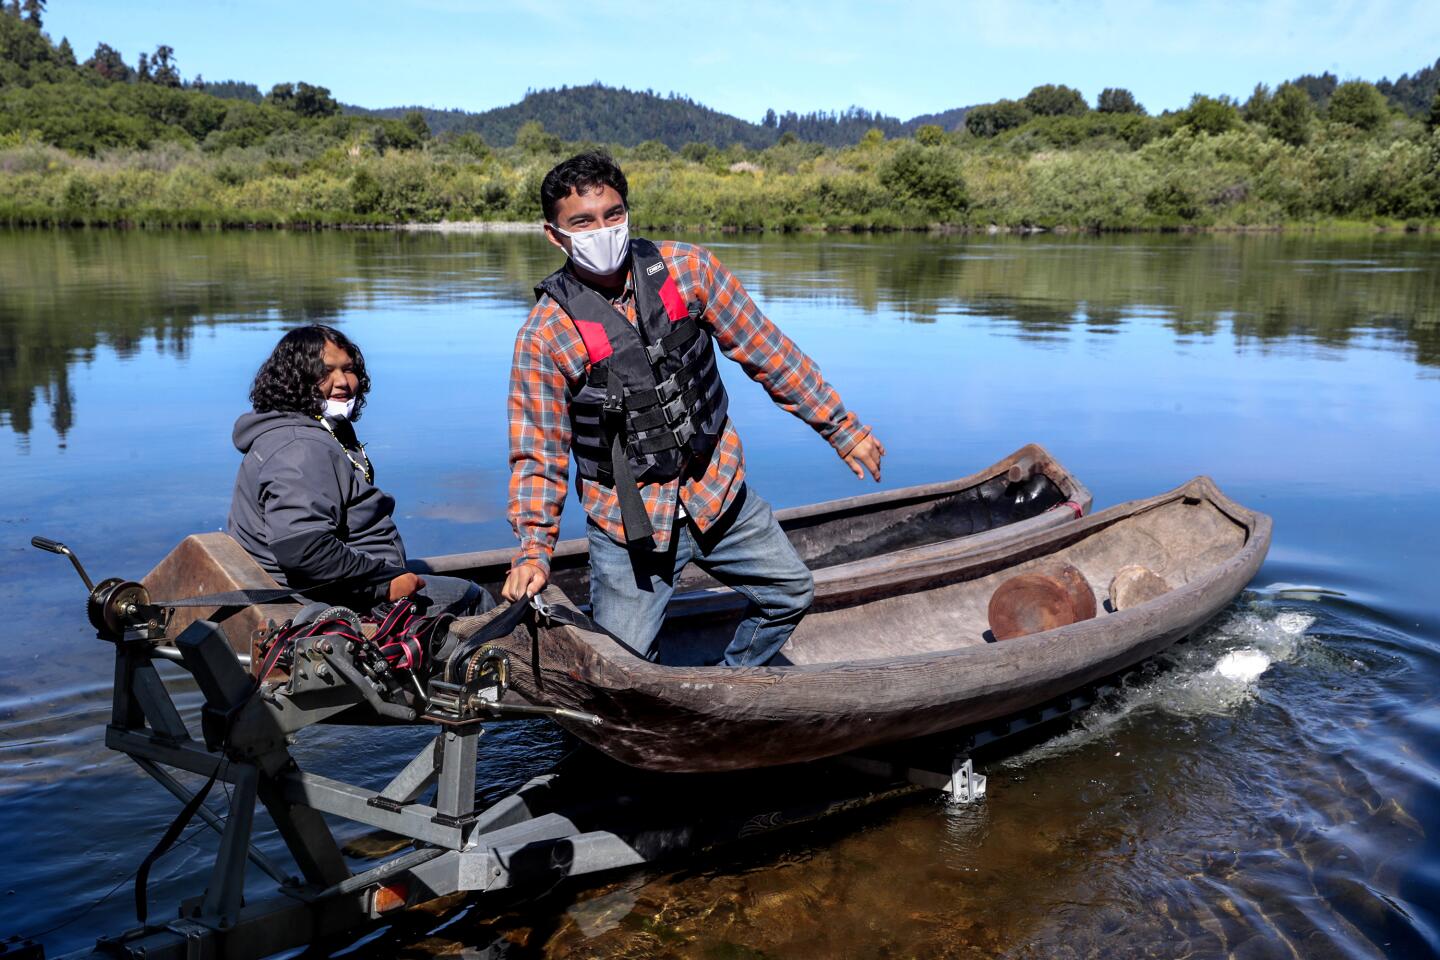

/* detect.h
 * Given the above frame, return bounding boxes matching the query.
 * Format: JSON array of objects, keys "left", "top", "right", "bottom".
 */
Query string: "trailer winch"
[{"left": 29, "top": 533, "right": 1118, "bottom": 960}]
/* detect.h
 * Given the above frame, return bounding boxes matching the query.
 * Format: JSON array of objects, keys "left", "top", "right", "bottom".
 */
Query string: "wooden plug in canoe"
[
  {"left": 143, "top": 443, "right": 1091, "bottom": 666},
  {"left": 461, "top": 476, "right": 1271, "bottom": 773}
]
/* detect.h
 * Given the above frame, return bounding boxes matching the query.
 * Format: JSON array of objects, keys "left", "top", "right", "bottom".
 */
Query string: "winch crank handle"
[{"left": 31, "top": 535, "right": 96, "bottom": 591}]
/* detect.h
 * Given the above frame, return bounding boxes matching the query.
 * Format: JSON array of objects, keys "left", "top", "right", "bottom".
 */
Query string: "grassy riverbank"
[
  {"left": 4, "top": 10, "right": 1439, "bottom": 232},
  {"left": 4, "top": 123, "right": 1439, "bottom": 233}
]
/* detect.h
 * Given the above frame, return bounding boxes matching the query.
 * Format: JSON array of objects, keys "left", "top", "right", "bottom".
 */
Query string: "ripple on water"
[{"left": 277, "top": 586, "right": 1440, "bottom": 960}]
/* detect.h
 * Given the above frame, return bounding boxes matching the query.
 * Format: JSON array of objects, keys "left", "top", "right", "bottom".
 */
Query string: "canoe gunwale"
[{"left": 412, "top": 442, "right": 1092, "bottom": 582}]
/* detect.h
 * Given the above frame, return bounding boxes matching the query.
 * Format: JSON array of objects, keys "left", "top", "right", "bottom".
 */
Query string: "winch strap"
[
  {"left": 153, "top": 568, "right": 404, "bottom": 609},
  {"left": 443, "top": 595, "right": 537, "bottom": 681}
]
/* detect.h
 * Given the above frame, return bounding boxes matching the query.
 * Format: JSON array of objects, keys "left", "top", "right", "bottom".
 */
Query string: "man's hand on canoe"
[
  {"left": 844, "top": 433, "right": 886, "bottom": 483},
  {"left": 502, "top": 561, "right": 549, "bottom": 602}
]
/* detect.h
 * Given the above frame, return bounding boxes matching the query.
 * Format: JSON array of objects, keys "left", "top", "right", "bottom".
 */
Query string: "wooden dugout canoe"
[
  {"left": 459, "top": 476, "right": 1271, "bottom": 773},
  {"left": 146, "top": 443, "right": 1090, "bottom": 658}
]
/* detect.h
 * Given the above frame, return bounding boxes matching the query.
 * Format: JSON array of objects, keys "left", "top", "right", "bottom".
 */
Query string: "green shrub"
[
  {"left": 1145, "top": 179, "right": 1201, "bottom": 220},
  {"left": 349, "top": 168, "right": 381, "bottom": 214},
  {"left": 879, "top": 143, "right": 968, "bottom": 219},
  {"left": 914, "top": 124, "right": 947, "bottom": 147},
  {"left": 61, "top": 173, "right": 99, "bottom": 208}
]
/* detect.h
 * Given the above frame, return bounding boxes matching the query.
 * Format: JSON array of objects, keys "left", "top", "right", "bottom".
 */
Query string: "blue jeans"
[
  {"left": 298, "top": 574, "right": 494, "bottom": 624},
  {"left": 413, "top": 574, "right": 496, "bottom": 618},
  {"left": 586, "top": 487, "right": 814, "bottom": 666}
]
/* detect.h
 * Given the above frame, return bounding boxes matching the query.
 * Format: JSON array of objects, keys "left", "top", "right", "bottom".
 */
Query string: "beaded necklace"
[{"left": 316, "top": 416, "right": 373, "bottom": 483}]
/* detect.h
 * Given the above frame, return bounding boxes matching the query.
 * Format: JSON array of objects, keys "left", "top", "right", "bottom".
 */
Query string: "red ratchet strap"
[
  {"left": 370, "top": 598, "right": 426, "bottom": 672},
  {"left": 256, "top": 597, "right": 435, "bottom": 679},
  {"left": 378, "top": 635, "right": 424, "bottom": 671},
  {"left": 1050, "top": 500, "right": 1085, "bottom": 519},
  {"left": 371, "top": 598, "right": 418, "bottom": 641}
]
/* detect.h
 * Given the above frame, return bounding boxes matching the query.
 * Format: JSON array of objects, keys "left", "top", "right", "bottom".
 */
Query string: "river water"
[{"left": 1, "top": 229, "right": 1437, "bottom": 958}]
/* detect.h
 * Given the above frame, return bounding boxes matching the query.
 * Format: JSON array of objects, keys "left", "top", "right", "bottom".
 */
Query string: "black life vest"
[{"left": 534, "top": 238, "right": 729, "bottom": 545}]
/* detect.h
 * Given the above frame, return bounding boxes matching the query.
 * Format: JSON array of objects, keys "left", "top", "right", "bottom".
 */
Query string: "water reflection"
[
  {"left": 4, "top": 231, "right": 1439, "bottom": 442},
  {"left": 4, "top": 229, "right": 1439, "bottom": 958}
]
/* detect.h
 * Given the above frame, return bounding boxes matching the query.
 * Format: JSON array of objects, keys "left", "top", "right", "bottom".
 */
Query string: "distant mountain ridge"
[{"left": 344, "top": 83, "right": 973, "bottom": 149}]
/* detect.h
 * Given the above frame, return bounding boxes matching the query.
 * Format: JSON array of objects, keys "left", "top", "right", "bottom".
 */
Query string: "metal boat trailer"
[{"left": 27, "top": 538, "right": 1127, "bottom": 960}]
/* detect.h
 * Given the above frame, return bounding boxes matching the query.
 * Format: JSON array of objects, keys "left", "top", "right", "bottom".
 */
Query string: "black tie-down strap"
[
  {"left": 135, "top": 762, "right": 221, "bottom": 924},
  {"left": 151, "top": 567, "right": 403, "bottom": 610},
  {"left": 442, "top": 595, "right": 538, "bottom": 683},
  {"left": 443, "top": 594, "right": 605, "bottom": 692},
  {"left": 134, "top": 651, "right": 270, "bottom": 923}
]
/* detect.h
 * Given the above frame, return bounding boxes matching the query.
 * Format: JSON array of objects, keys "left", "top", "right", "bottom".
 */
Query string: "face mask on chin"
[
  {"left": 554, "top": 218, "right": 630, "bottom": 278},
  {"left": 323, "top": 398, "right": 356, "bottom": 420}
]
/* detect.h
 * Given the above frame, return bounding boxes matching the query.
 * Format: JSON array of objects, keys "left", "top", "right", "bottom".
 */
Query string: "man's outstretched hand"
[
  {"left": 502, "top": 562, "right": 549, "bottom": 602},
  {"left": 844, "top": 433, "right": 886, "bottom": 482}
]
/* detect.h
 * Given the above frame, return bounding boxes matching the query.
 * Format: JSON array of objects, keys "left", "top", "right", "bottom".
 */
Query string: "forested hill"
[
  {"left": 348, "top": 85, "right": 778, "bottom": 150},
  {"left": 346, "top": 83, "right": 956, "bottom": 149}
]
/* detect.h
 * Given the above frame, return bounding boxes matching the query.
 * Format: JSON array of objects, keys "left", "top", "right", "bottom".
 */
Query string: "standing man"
[{"left": 503, "top": 152, "right": 884, "bottom": 666}]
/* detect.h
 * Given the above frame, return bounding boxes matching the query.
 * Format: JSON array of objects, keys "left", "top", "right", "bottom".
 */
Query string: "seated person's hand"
[
  {"left": 388, "top": 571, "right": 426, "bottom": 602},
  {"left": 502, "top": 562, "right": 548, "bottom": 602}
]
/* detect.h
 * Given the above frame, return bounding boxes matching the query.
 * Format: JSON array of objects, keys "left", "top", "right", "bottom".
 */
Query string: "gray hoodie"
[{"left": 227, "top": 410, "right": 407, "bottom": 605}]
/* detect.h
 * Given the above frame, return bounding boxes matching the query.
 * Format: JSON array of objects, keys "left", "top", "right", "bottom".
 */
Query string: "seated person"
[{"left": 228, "top": 324, "right": 493, "bottom": 618}]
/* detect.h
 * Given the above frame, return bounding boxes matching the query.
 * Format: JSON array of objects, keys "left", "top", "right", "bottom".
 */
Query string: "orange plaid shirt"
[{"left": 508, "top": 239, "right": 869, "bottom": 571}]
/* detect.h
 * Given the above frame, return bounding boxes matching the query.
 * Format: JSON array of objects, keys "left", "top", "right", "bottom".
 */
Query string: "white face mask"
[
  {"left": 553, "top": 218, "right": 630, "bottom": 277},
  {"left": 323, "top": 398, "right": 356, "bottom": 420}
]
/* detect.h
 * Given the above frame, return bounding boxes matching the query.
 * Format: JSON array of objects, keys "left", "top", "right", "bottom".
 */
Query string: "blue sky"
[{"left": 41, "top": 0, "right": 1440, "bottom": 121}]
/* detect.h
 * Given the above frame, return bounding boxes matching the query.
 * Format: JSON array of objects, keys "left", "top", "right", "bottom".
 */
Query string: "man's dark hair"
[
  {"left": 540, "top": 151, "right": 628, "bottom": 223},
  {"left": 249, "top": 324, "right": 370, "bottom": 420}
]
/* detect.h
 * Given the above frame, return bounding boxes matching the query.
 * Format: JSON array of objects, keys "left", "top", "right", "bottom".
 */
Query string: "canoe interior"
[
  {"left": 437, "top": 443, "right": 1082, "bottom": 603},
  {"left": 780, "top": 470, "right": 1066, "bottom": 572},
  {"left": 654, "top": 491, "right": 1249, "bottom": 667}
]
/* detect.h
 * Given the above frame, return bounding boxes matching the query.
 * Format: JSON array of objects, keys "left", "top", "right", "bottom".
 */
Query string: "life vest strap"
[
  {"left": 643, "top": 318, "right": 702, "bottom": 365},
  {"left": 599, "top": 374, "right": 655, "bottom": 544}
]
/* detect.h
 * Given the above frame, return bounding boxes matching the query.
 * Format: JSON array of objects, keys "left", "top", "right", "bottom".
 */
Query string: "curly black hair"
[
  {"left": 248, "top": 324, "right": 370, "bottom": 421},
  {"left": 541, "top": 151, "right": 629, "bottom": 223}
]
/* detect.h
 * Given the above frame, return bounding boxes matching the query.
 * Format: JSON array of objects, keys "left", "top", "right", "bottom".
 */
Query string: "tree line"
[{"left": 3, "top": 3, "right": 1440, "bottom": 231}]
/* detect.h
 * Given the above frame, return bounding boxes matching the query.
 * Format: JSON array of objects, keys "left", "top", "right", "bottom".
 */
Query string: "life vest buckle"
[
  {"left": 602, "top": 376, "right": 625, "bottom": 418},
  {"left": 660, "top": 396, "right": 687, "bottom": 424},
  {"left": 654, "top": 376, "right": 681, "bottom": 403},
  {"left": 671, "top": 420, "right": 696, "bottom": 446},
  {"left": 645, "top": 341, "right": 667, "bottom": 364}
]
